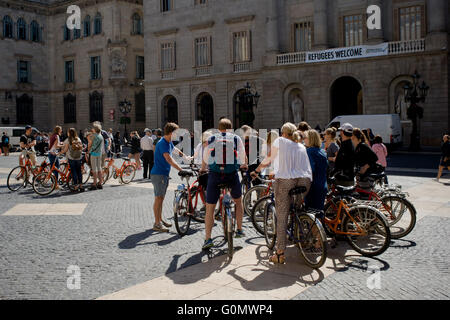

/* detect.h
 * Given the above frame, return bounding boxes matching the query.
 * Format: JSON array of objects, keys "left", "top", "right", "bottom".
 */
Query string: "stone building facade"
[
  {"left": 0, "top": 0, "right": 145, "bottom": 134},
  {"left": 143, "top": 0, "right": 449, "bottom": 146}
]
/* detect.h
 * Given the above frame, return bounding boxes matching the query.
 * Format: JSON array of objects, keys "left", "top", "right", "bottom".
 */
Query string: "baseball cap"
[
  {"left": 25, "top": 125, "right": 32, "bottom": 130},
  {"left": 338, "top": 123, "right": 354, "bottom": 134},
  {"left": 144, "top": 128, "right": 151, "bottom": 133}
]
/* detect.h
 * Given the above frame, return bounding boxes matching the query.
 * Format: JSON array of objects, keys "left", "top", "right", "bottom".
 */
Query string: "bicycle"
[
  {"left": 7, "top": 153, "right": 50, "bottom": 192},
  {"left": 323, "top": 183, "right": 391, "bottom": 257},
  {"left": 173, "top": 165, "right": 208, "bottom": 236},
  {"left": 263, "top": 186, "right": 328, "bottom": 269},
  {"left": 243, "top": 176, "right": 273, "bottom": 217},
  {"left": 32, "top": 156, "right": 79, "bottom": 195},
  {"left": 217, "top": 183, "right": 237, "bottom": 260},
  {"left": 102, "top": 156, "right": 136, "bottom": 184}
]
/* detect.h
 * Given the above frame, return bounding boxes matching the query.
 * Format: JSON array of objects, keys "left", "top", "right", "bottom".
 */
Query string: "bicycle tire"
[
  {"left": 120, "top": 165, "right": 136, "bottom": 184},
  {"left": 190, "top": 187, "right": 206, "bottom": 223},
  {"left": 66, "top": 172, "right": 79, "bottom": 192},
  {"left": 226, "top": 208, "right": 234, "bottom": 260},
  {"left": 101, "top": 167, "right": 110, "bottom": 185},
  {"left": 7, "top": 166, "right": 28, "bottom": 192},
  {"left": 81, "top": 163, "right": 91, "bottom": 184},
  {"left": 295, "top": 212, "right": 327, "bottom": 269},
  {"left": 263, "top": 200, "right": 277, "bottom": 250},
  {"left": 380, "top": 195, "right": 416, "bottom": 239},
  {"left": 32, "top": 172, "right": 56, "bottom": 196},
  {"left": 243, "top": 185, "right": 268, "bottom": 217},
  {"left": 251, "top": 195, "right": 272, "bottom": 235},
  {"left": 343, "top": 206, "right": 391, "bottom": 257},
  {"left": 174, "top": 192, "right": 191, "bottom": 237}
]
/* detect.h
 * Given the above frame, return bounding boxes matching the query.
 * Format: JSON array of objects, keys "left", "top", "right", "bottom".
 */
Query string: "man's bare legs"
[
  {"left": 153, "top": 196, "right": 164, "bottom": 225},
  {"left": 204, "top": 196, "right": 243, "bottom": 241}
]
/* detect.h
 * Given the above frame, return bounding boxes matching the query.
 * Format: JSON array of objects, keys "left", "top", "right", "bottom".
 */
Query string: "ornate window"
[
  {"left": 194, "top": 36, "right": 211, "bottom": 67},
  {"left": 160, "top": 42, "right": 175, "bottom": 71},
  {"left": 30, "top": 21, "right": 40, "bottom": 42},
  {"left": 3, "top": 16, "right": 13, "bottom": 38},
  {"left": 94, "top": 13, "right": 102, "bottom": 35},
  {"left": 16, "top": 94, "right": 33, "bottom": 125},
  {"left": 135, "top": 90, "right": 146, "bottom": 122},
  {"left": 90, "top": 56, "right": 101, "bottom": 80},
  {"left": 89, "top": 91, "right": 103, "bottom": 122},
  {"left": 64, "top": 94, "right": 77, "bottom": 124},
  {"left": 17, "top": 18, "right": 27, "bottom": 40},
  {"left": 17, "top": 60, "right": 31, "bottom": 83},
  {"left": 65, "top": 60, "right": 74, "bottom": 83},
  {"left": 399, "top": 6, "right": 424, "bottom": 41},
  {"left": 132, "top": 13, "right": 142, "bottom": 35},
  {"left": 343, "top": 15, "right": 364, "bottom": 46},
  {"left": 232, "top": 31, "right": 251, "bottom": 63},
  {"left": 84, "top": 15, "right": 91, "bottom": 37},
  {"left": 292, "top": 21, "right": 312, "bottom": 52}
]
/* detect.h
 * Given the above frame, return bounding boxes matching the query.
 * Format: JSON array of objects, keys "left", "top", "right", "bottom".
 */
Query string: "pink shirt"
[{"left": 372, "top": 143, "right": 388, "bottom": 168}]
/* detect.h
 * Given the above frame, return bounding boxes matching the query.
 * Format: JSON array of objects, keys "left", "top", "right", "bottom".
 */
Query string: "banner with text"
[{"left": 305, "top": 43, "right": 389, "bottom": 63}]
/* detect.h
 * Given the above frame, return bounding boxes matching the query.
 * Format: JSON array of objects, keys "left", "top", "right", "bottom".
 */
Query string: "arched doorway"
[
  {"left": 330, "top": 76, "right": 363, "bottom": 119},
  {"left": 162, "top": 95, "right": 178, "bottom": 125},
  {"left": 196, "top": 92, "right": 214, "bottom": 131},
  {"left": 233, "top": 89, "right": 255, "bottom": 128}
]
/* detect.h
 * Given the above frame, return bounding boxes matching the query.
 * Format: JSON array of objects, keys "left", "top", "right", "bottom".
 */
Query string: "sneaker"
[
  {"left": 89, "top": 185, "right": 97, "bottom": 191},
  {"left": 97, "top": 184, "right": 103, "bottom": 190},
  {"left": 202, "top": 238, "right": 214, "bottom": 250},
  {"left": 235, "top": 229, "right": 245, "bottom": 238},
  {"left": 153, "top": 223, "right": 169, "bottom": 233},
  {"left": 161, "top": 220, "right": 172, "bottom": 228}
]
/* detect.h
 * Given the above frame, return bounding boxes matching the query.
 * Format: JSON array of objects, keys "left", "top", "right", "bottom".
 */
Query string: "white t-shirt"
[
  {"left": 272, "top": 137, "right": 312, "bottom": 180},
  {"left": 194, "top": 143, "right": 203, "bottom": 165}
]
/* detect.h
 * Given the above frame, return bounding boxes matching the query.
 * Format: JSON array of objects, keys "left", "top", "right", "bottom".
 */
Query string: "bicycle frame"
[
  {"left": 176, "top": 174, "right": 206, "bottom": 217},
  {"left": 324, "top": 197, "right": 366, "bottom": 236},
  {"left": 44, "top": 159, "right": 72, "bottom": 185}
]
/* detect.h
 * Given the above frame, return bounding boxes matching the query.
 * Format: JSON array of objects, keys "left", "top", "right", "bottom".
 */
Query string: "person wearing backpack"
[
  {"left": 59, "top": 128, "right": 85, "bottom": 192},
  {"left": 200, "top": 118, "right": 248, "bottom": 250},
  {"left": 1, "top": 132, "right": 10, "bottom": 156}
]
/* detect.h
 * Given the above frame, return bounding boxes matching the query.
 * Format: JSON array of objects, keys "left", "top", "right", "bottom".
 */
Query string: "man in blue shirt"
[{"left": 151, "top": 123, "right": 190, "bottom": 232}]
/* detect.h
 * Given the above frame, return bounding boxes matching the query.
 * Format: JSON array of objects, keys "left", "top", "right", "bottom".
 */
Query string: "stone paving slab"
[{"left": 3, "top": 203, "right": 88, "bottom": 216}]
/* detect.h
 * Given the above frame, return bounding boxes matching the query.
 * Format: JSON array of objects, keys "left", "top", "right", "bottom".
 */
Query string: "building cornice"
[
  {"left": 153, "top": 28, "right": 179, "bottom": 37},
  {"left": 224, "top": 15, "right": 255, "bottom": 25},
  {"left": 187, "top": 21, "right": 215, "bottom": 31}
]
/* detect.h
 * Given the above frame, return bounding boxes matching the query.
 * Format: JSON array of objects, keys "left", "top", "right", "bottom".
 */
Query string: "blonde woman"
[{"left": 251, "top": 122, "right": 312, "bottom": 264}]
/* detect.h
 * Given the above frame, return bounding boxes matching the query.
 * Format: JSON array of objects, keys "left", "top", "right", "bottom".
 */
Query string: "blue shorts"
[
  {"left": 151, "top": 174, "right": 170, "bottom": 197},
  {"left": 206, "top": 171, "right": 242, "bottom": 204}
]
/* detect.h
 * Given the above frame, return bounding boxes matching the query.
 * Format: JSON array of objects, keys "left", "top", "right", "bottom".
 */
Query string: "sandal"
[{"left": 269, "top": 251, "right": 286, "bottom": 264}]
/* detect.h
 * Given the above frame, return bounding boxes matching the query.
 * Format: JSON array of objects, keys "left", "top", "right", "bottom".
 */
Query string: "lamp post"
[
  {"left": 119, "top": 99, "right": 132, "bottom": 138},
  {"left": 403, "top": 71, "right": 430, "bottom": 151},
  {"left": 235, "top": 82, "right": 260, "bottom": 127}
]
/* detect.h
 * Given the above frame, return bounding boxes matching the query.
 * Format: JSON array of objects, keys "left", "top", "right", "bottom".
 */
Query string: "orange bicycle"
[
  {"left": 7, "top": 154, "right": 50, "bottom": 192},
  {"left": 102, "top": 156, "right": 136, "bottom": 184},
  {"left": 32, "top": 156, "right": 79, "bottom": 195},
  {"left": 323, "top": 184, "right": 391, "bottom": 257}
]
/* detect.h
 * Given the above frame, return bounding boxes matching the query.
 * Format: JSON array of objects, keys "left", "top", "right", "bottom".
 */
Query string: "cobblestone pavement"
[{"left": 0, "top": 154, "right": 448, "bottom": 300}]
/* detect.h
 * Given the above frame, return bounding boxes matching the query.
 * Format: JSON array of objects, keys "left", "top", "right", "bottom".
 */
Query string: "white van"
[
  {"left": 0, "top": 127, "right": 40, "bottom": 152},
  {"left": 326, "top": 114, "right": 402, "bottom": 147}
]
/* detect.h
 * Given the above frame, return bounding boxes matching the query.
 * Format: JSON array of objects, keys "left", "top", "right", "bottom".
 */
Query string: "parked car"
[
  {"left": 326, "top": 114, "right": 402, "bottom": 148},
  {"left": 0, "top": 127, "right": 40, "bottom": 152}
]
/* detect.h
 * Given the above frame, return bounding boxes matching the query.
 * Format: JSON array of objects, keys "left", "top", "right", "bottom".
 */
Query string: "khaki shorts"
[
  {"left": 21, "top": 150, "right": 36, "bottom": 164},
  {"left": 91, "top": 155, "right": 103, "bottom": 173}
]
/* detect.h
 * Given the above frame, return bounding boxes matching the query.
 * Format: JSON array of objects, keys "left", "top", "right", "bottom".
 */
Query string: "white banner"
[{"left": 305, "top": 42, "right": 389, "bottom": 63}]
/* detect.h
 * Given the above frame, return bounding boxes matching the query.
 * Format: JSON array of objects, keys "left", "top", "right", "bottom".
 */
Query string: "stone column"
[
  {"left": 426, "top": 0, "right": 448, "bottom": 50},
  {"left": 313, "top": 0, "right": 328, "bottom": 49},
  {"left": 266, "top": 0, "right": 279, "bottom": 53},
  {"left": 366, "top": 0, "right": 384, "bottom": 44}
]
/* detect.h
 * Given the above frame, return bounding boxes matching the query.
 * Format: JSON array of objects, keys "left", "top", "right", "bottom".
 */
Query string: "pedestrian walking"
[
  {"left": 151, "top": 123, "right": 190, "bottom": 232},
  {"left": 436, "top": 134, "right": 450, "bottom": 182},
  {"left": 141, "top": 128, "right": 154, "bottom": 179},
  {"left": 1, "top": 132, "right": 10, "bottom": 156},
  {"left": 59, "top": 128, "right": 85, "bottom": 192}
]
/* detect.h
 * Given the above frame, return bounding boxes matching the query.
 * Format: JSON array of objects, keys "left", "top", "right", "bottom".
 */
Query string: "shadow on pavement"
[
  {"left": 118, "top": 229, "right": 156, "bottom": 249},
  {"left": 389, "top": 239, "right": 417, "bottom": 249}
]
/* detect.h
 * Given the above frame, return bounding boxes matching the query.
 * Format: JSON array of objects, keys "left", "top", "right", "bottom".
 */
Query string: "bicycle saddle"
[
  {"left": 178, "top": 171, "right": 194, "bottom": 178},
  {"left": 335, "top": 185, "right": 356, "bottom": 194},
  {"left": 289, "top": 186, "right": 307, "bottom": 196}
]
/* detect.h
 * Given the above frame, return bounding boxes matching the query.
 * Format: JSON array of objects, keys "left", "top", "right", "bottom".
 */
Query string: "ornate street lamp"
[
  {"left": 119, "top": 99, "right": 132, "bottom": 137},
  {"left": 403, "top": 71, "right": 430, "bottom": 151},
  {"left": 235, "top": 82, "right": 260, "bottom": 127}
]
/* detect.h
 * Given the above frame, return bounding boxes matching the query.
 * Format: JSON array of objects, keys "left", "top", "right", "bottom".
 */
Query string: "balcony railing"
[
  {"left": 161, "top": 71, "right": 175, "bottom": 80},
  {"left": 233, "top": 62, "right": 250, "bottom": 73},
  {"left": 276, "top": 39, "right": 425, "bottom": 66},
  {"left": 195, "top": 66, "right": 212, "bottom": 77}
]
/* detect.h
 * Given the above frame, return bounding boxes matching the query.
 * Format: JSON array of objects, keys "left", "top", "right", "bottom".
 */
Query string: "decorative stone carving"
[
  {"left": 109, "top": 46, "right": 127, "bottom": 79},
  {"left": 290, "top": 94, "right": 304, "bottom": 123}
]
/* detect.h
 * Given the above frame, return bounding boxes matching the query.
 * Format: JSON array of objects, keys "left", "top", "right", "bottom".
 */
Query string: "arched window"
[
  {"left": 84, "top": 15, "right": 91, "bottom": 37},
  {"left": 94, "top": 13, "right": 102, "bottom": 35},
  {"left": 132, "top": 13, "right": 142, "bottom": 35},
  {"left": 30, "top": 21, "right": 40, "bottom": 42},
  {"left": 3, "top": 15, "right": 13, "bottom": 38},
  {"left": 17, "top": 18, "right": 27, "bottom": 40}
]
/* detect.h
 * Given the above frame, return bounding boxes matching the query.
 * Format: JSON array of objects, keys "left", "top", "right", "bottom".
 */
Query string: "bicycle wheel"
[
  {"left": 343, "top": 206, "right": 391, "bottom": 257},
  {"left": 7, "top": 166, "right": 27, "bottom": 192},
  {"left": 120, "top": 165, "right": 136, "bottom": 184},
  {"left": 190, "top": 187, "right": 206, "bottom": 223},
  {"left": 57, "top": 163, "right": 68, "bottom": 186},
  {"left": 251, "top": 195, "right": 272, "bottom": 235},
  {"left": 295, "top": 212, "right": 328, "bottom": 269},
  {"left": 66, "top": 173, "right": 79, "bottom": 192},
  {"left": 226, "top": 208, "right": 234, "bottom": 259},
  {"left": 264, "top": 201, "right": 277, "bottom": 250},
  {"left": 380, "top": 195, "right": 416, "bottom": 239},
  {"left": 243, "top": 185, "right": 268, "bottom": 217},
  {"left": 81, "top": 163, "right": 91, "bottom": 184},
  {"left": 101, "top": 167, "right": 110, "bottom": 185},
  {"left": 174, "top": 192, "right": 191, "bottom": 236},
  {"left": 32, "top": 172, "right": 56, "bottom": 196}
]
